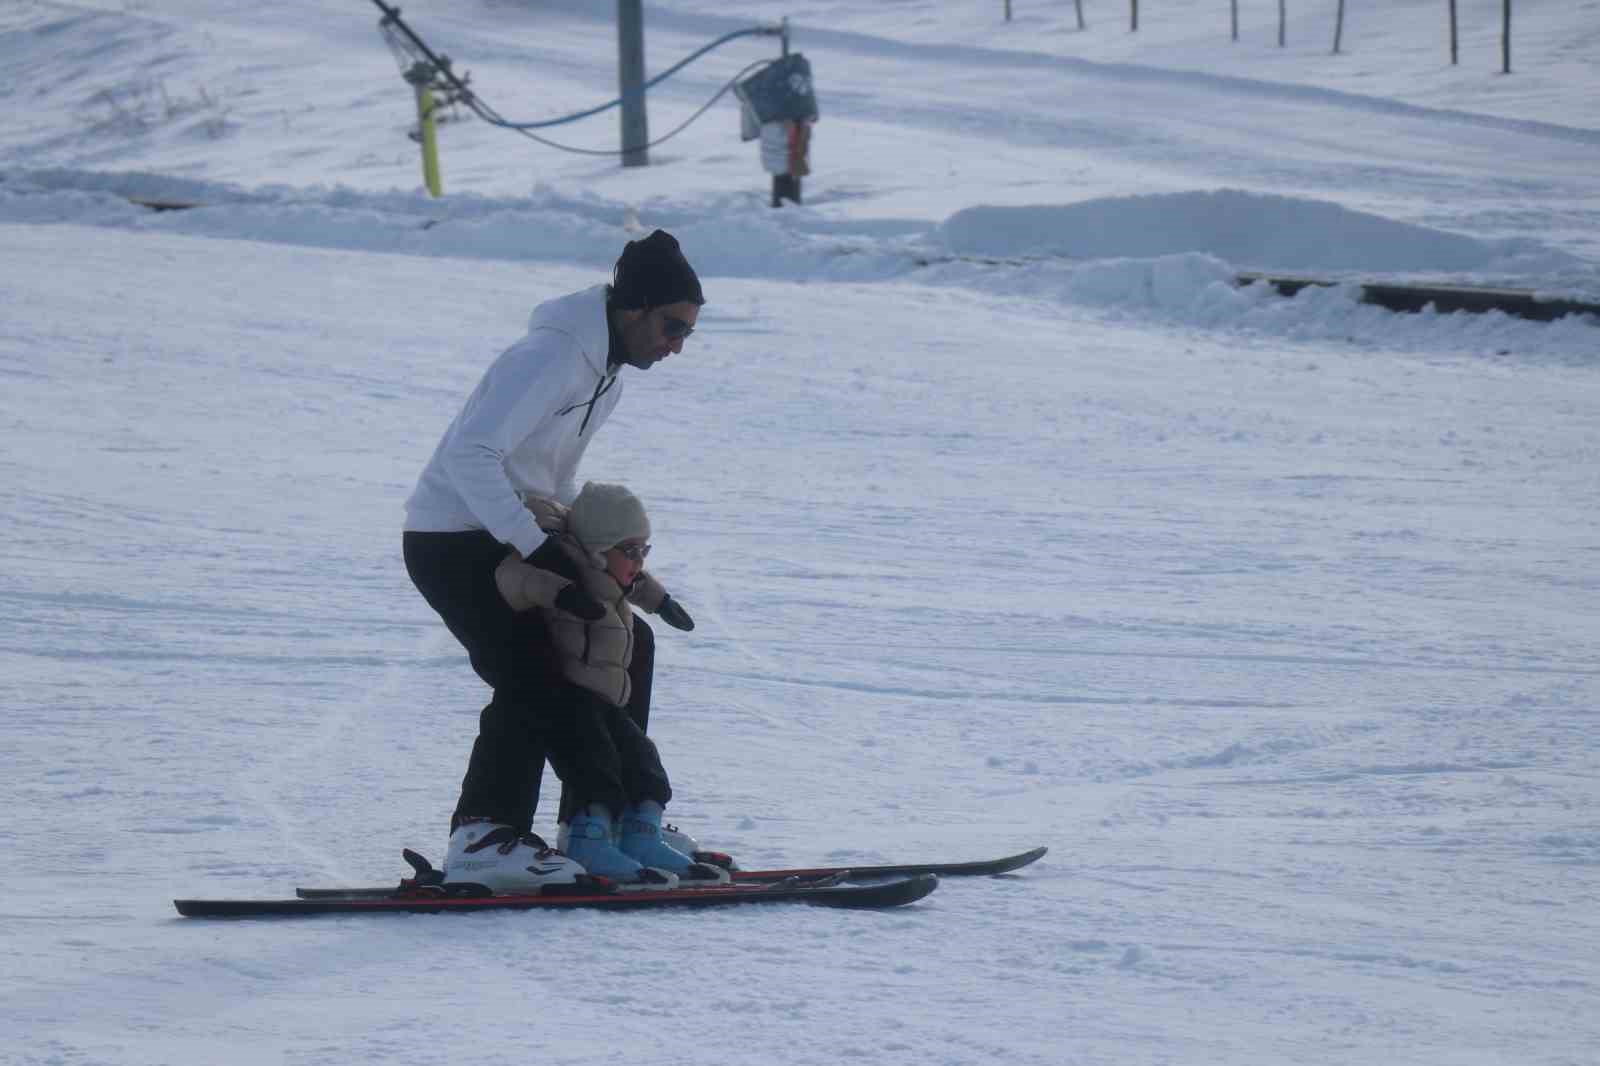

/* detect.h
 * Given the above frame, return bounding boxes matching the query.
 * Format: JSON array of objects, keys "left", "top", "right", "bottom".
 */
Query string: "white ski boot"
[
  {"left": 443, "top": 822, "right": 583, "bottom": 894},
  {"left": 660, "top": 820, "right": 738, "bottom": 872}
]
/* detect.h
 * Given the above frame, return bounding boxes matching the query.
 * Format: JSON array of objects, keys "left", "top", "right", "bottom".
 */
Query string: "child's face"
[{"left": 603, "top": 539, "right": 650, "bottom": 586}]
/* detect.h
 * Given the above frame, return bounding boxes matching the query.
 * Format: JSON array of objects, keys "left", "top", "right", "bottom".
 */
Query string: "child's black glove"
[
  {"left": 657, "top": 595, "right": 695, "bottom": 631},
  {"left": 555, "top": 582, "right": 606, "bottom": 621}
]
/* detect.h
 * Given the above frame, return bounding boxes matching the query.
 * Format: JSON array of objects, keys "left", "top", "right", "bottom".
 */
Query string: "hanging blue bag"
[{"left": 735, "top": 53, "right": 819, "bottom": 128}]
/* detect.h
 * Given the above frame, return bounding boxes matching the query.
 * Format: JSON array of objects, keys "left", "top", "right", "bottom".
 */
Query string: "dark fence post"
[
  {"left": 1333, "top": 0, "right": 1346, "bottom": 53},
  {"left": 1502, "top": 0, "right": 1513, "bottom": 73},
  {"left": 1448, "top": 0, "right": 1459, "bottom": 65}
]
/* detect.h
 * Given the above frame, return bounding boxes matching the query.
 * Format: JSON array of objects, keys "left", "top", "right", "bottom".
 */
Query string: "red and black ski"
[
  {"left": 175, "top": 846, "right": 1045, "bottom": 918},
  {"left": 174, "top": 871, "right": 937, "bottom": 918},
  {"left": 731, "top": 845, "right": 1048, "bottom": 883},
  {"left": 291, "top": 846, "right": 1048, "bottom": 902}
]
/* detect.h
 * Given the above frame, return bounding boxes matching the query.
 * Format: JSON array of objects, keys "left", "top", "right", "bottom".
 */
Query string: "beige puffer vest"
[{"left": 494, "top": 535, "right": 668, "bottom": 708}]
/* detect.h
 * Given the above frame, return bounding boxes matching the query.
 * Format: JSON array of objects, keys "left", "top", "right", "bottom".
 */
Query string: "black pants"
[{"left": 402, "top": 530, "right": 667, "bottom": 833}]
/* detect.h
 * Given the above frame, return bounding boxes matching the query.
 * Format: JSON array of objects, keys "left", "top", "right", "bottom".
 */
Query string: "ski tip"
[
  {"left": 989, "top": 846, "right": 1048, "bottom": 874},
  {"left": 906, "top": 871, "right": 939, "bottom": 902},
  {"left": 885, "top": 872, "right": 939, "bottom": 906},
  {"left": 805, "top": 872, "right": 939, "bottom": 909}
]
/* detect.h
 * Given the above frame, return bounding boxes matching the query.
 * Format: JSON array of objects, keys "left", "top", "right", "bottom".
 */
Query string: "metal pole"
[
  {"left": 1502, "top": 0, "right": 1512, "bottom": 73},
  {"left": 617, "top": 0, "right": 649, "bottom": 167},
  {"left": 406, "top": 62, "right": 443, "bottom": 197},
  {"left": 770, "top": 18, "right": 797, "bottom": 207}
]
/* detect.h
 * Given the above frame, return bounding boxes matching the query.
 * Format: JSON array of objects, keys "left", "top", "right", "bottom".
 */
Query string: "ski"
[
  {"left": 732, "top": 845, "right": 1048, "bottom": 883},
  {"left": 174, "top": 872, "right": 937, "bottom": 918},
  {"left": 294, "top": 846, "right": 1047, "bottom": 901}
]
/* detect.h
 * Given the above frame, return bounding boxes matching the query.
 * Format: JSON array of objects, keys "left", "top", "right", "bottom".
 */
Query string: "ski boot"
[
  {"left": 621, "top": 802, "right": 732, "bottom": 883},
  {"left": 442, "top": 821, "right": 584, "bottom": 895},
  {"left": 660, "top": 820, "right": 739, "bottom": 872},
  {"left": 564, "top": 806, "right": 678, "bottom": 889}
]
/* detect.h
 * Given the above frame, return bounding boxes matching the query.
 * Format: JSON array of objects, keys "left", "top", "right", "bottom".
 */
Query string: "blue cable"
[{"left": 484, "top": 26, "right": 775, "bottom": 131}]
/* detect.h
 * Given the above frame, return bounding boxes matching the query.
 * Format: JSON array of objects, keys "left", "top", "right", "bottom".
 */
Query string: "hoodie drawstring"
[{"left": 558, "top": 373, "right": 617, "bottom": 436}]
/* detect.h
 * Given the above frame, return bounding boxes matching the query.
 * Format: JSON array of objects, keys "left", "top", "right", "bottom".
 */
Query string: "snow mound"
[
  {"left": 4, "top": 168, "right": 1595, "bottom": 353},
  {"left": 940, "top": 189, "right": 1580, "bottom": 276}
]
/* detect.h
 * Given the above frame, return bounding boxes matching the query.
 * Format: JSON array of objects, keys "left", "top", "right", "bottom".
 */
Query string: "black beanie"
[{"left": 611, "top": 229, "right": 704, "bottom": 310}]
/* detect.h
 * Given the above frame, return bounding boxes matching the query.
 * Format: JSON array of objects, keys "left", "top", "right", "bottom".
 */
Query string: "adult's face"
[{"left": 618, "top": 301, "right": 700, "bottom": 370}]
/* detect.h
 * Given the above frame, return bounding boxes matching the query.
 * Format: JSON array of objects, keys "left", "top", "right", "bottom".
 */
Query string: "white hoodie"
[{"left": 403, "top": 284, "right": 621, "bottom": 557}]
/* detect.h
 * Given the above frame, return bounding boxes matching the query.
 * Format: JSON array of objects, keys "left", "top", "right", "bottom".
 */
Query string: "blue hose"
[{"left": 488, "top": 26, "right": 775, "bottom": 130}]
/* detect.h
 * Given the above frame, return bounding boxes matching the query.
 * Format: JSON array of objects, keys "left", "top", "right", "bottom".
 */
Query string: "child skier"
[{"left": 443, "top": 482, "right": 721, "bottom": 890}]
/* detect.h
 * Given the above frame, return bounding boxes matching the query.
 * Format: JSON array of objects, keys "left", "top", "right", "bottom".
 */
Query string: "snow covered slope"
[{"left": 2, "top": 2, "right": 1597, "bottom": 1064}]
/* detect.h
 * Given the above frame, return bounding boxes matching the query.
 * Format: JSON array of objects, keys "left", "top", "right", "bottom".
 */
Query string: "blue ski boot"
[
  {"left": 620, "top": 802, "right": 731, "bottom": 883},
  {"left": 564, "top": 806, "right": 676, "bottom": 888}
]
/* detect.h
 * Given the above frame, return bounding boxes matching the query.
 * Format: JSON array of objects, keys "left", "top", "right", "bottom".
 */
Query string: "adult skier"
[{"left": 402, "top": 230, "right": 703, "bottom": 891}]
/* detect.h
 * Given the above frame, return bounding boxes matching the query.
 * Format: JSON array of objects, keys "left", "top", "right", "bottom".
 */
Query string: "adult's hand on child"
[{"left": 523, "top": 495, "right": 568, "bottom": 533}]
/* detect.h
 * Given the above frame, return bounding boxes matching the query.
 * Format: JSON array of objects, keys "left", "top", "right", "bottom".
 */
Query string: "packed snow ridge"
[{"left": 2, "top": 168, "right": 1595, "bottom": 357}]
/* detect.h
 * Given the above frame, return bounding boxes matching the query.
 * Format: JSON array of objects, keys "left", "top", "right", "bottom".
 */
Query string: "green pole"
[{"left": 407, "top": 62, "right": 443, "bottom": 197}]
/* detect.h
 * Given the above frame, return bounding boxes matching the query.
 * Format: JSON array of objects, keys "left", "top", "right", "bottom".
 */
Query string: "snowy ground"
[{"left": 2, "top": 2, "right": 1598, "bottom": 1064}]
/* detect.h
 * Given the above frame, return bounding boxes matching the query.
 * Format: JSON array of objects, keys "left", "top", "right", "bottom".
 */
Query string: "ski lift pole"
[
  {"left": 405, "top": 61, "right": 444, "bottom": 197},
  {"left": 774, "top": 12, "right": 794, "bottom": 211},
  {"left": 617, "top": 0, "right": 649, "bottom": 167},
  {"left": 372, "top": 0, "right": 467, "bottom": 196}
]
